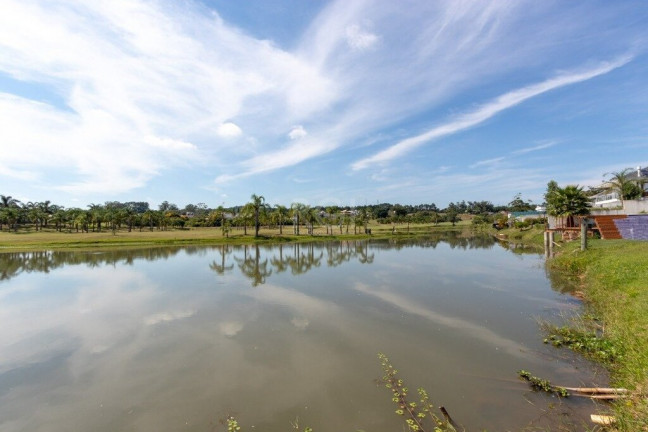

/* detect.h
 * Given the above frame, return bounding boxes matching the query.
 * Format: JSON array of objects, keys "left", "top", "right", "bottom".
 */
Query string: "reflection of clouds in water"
[
  {"left": 472, "top": 281, "right": 568, "bottom": 308},
  {"left": 144, "top": 310, "right": 195, "bottom": 326},
  {"left": 219, "top": 321, "right": 244, "bottom": 337},
  {"left": 0, "top": 267, "right": 158, "bottom": 374},
  {"left": 353, "top": 282, "right": 533, "bottom": 359},
  {"left": 291, "top": 317, "right": 309, "bottom": 330},
  {"left": 245, "top": 284, "right": 339, "bottom": 316}
]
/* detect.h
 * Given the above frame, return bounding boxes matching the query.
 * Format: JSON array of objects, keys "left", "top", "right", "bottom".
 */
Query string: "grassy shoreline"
[
  {"left": 0, "top": 221, "right": 471, "bottom": 251},
  {"left": 481, "top": 224, "right": 648, "bottom": 429},
  {"left": 547, "top": 239, "right": 648, "bottom": 430}
]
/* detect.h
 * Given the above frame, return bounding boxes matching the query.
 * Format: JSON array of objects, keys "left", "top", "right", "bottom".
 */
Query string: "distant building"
[{"left": 592, "top": 166, "right": 648, "bottom": 208}]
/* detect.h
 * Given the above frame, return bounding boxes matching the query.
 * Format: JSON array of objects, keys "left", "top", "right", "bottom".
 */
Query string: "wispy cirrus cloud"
[
  {"left": 1, "top": 0, "right": 645, "bottom": 206},
  {"left": 351, "top": 57, "right": 632, "bottom": 171},
  {"left": 512, "top": 140, "right": 558, "bottom": 155},
  {"left": 0, "top": 0, "right": 335, "bottom": 195}
]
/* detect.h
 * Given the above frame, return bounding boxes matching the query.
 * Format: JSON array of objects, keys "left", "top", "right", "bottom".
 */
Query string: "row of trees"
[
  {"left": 2, "top": 168, "right": 642, "bottom": 234},
  {"left": 0, "top": 194, "right": 518, "bottom": 235}
]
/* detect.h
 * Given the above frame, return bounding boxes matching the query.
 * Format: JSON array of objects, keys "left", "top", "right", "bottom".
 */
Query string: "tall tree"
[
  {"left": 291, "top": 203, "right": 306, "bottom": 235},
  {"left": 508, "top": 193, "right": 534, "bottom": 212},
  {"left": 603, "top": 168, "right": 643, "bottom": 205},
  {"left": 0, "top": 195, "right": 20, "bottom": 209},
  {"left": 273, "top": 205, "right": 289, "bottom": 235},
  {"left": 250, "top": 194, "right": 265, "bottom": 237}
]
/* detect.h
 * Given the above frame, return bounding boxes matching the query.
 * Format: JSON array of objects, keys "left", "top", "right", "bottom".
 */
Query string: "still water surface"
[{"left": 1, "top": 233, "right": 601, "bottom": 431}]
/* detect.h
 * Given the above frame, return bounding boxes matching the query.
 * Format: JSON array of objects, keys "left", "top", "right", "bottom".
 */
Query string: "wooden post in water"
[{"left": 581, "top": 218, "right": 588, "bottom": 251}]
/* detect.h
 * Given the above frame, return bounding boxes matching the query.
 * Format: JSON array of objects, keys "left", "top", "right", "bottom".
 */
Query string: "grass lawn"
[{"left": 0, "top": 220, "right": 473, "bottom": 250}]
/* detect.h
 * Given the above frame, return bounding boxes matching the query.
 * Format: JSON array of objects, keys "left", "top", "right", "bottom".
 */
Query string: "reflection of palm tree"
[
  {"left": 235, "top": 245, "right": 273, "bottom": 286},
  {"left": 270, "top": 244, "right": 290, "bottom": 273},
  {"left": 209, "top": 245, "right": 234, "bottom": 275},
  {"left": 356, "top": 241, "right": 375, "bottom": 264},
  {"left": 0, "top": 247, "right": 184, "bottom": 282},
  {"left": 326, "top": 242, "right": 353, "bottom": 267},
  {"left": 287, "top": 243, "right": 323, "bottom": 275}
]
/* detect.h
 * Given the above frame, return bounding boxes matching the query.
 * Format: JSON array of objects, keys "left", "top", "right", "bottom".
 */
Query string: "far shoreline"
[{"left": 0, "top": 222, "right": 474, "bottom": 252}]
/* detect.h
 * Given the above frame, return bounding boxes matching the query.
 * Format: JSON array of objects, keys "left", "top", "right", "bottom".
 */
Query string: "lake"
[{"left": 0, "top": 232, "right": 603, "bottom": 431}]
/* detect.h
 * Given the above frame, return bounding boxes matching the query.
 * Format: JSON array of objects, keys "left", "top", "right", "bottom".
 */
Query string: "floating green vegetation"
[
  {"left": 517, "top": 370, "right": 569, "bottom": 398},
  {"left": 378, "top": 353, "right": 460, "bottom": 432},
  {"left": 543, "top": 325, "right": 623, "bottom": 365}
]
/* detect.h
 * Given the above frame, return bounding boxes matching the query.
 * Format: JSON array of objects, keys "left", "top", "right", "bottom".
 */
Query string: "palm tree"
[
  {"left": 250, "top": 194, "right": 265, "bottom": 237},
  {"left": 603, "top": 168, "right": 643, "bottom": 205},
  {"left": 28, "top": 206, "right": 46, "bottom": 231},
  {"left": 1, "top": 195, "right": 20, "bottom": 209},
  {"left": 291, "top": 203, "right": 306, "bottom": 235},
  {"left": 273, "top": 205, "right": 289, "bottom": 235},
  {"left": 1, "top": 207, "right": 21, "bottom": 232},
  {"left": 142, "top": 210, "right": 156, "bottom": 231},
  {"left": 303, "top": 206, "right": 320, "bottom": 235},
  {"left": 547, "top": 184, "right": 591, "bottom": 228},
  {"left": 88, "top": 204, "right": 105, "bottom": 232},
  {"left": 50, "top": 210, "right": 67, "bottom": 232},
  {"left": 238, "top": 204, "right": 254, "bottom": 235}
]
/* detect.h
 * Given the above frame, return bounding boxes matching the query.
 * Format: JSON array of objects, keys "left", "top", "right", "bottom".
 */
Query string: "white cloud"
[
  {"left": 288, "top": 125, "right": 308, "bottom": 140},
  {"left": 345, "top": 24, "right": 379, "bottom": 51},
  {"left": 0, "top": 0, "right": 643, "bottom": 205},
  {"left": 0, "top": 1, "right": 335, "bottom": 195},
  {"left": 144, "top": 136, "right": 196, "bottom": 151},
  {"left": 351, "top": 57, "right": 632, "bottom": 170},
  {"left": 218, "top": 122, "right": 243, "bottom": 138},
  {"left": 470, "top": 157, "right": 505, "bottom": 169},
  {"left": 512, "top": 140, "right": 558, "bottom": 155}
]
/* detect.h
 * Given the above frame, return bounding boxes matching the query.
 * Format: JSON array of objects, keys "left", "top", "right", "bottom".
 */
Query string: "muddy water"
[{"left": 0, "top": 234, "right": 604, "bottom": 431}]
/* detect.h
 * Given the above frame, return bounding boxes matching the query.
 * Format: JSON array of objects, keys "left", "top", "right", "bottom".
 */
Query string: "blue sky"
[{"left": 1, "top": 0, "right": 647, "bottom": 209}]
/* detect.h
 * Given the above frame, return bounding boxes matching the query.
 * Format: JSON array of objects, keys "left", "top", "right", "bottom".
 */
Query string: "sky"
[{"left": 1, "top": 0, "right": 647, "bottom": 210}]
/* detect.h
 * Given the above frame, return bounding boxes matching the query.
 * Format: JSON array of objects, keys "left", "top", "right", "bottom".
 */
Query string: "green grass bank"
[
  {"left": 0, "top": 221, "right": 472, "bottom": 251},
  {"left": 548, "top": 239, "right": 648, "bottom": 430}
]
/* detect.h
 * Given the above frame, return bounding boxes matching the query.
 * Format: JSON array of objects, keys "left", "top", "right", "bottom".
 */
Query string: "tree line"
[
  {"left": 0, "top": 193, "right": 535, "bottom": 235},
  {"left": 6, "top": 164, "right": 641, "bottom": 235}
]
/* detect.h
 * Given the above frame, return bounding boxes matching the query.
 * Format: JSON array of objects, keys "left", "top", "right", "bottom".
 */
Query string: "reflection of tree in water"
[
  {"left": 209, "top": 244, "right": 234, "bottom": 276},
  {"left": 496, "top": 240, "right": 542, "bottom": 256},
  {"left": 2, "top": 233, "right": 506, "bottom": 284},
  {"left": 234, "top": 245, "right": 273, "bottom": 286},
  {"left": 545, "top": 262, "right": 579, "bottom": 295},
  {"left": 0, "top": 247, "right": 184, "bottom": 282},
  {"left": 377, "top": 231, "right": 497, "bottom": 251},
  {"left": 287, "top": 243, "right": 323, "bottom": 275}
]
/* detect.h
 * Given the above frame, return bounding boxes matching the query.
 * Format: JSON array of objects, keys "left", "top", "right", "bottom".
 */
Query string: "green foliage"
[
  {"left": 226, "top": 416, "right": 241, "bottom": 432},
  {"left": 378, "top": 353, "right": 457, "bottom": 432},
  {"left": 517, "top": 370, "right": 569, "bottom": 397},
  {"left": 508, "top": 193, "right": 534, "bottom": 212},
  {"left": 545, "top": 184, "right": 591, "bottom": 217},
  {"left": 604, "top": 168, "right": 645, "bottom": 201},
  {"left": 543, "top": 325, "right": 623, "bottom": 364},
  {"left": 471, "top": 214, "right": 493, "bottom": 226}
]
